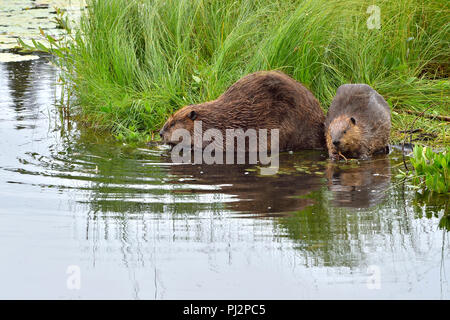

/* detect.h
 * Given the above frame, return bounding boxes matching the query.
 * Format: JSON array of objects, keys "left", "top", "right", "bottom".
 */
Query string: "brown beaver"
[
  {"left": 325, "top": 84, "right": 391, "bottom": 160},
  {"left": 159, "top": 70, "right": 325, "bottom": 152}
]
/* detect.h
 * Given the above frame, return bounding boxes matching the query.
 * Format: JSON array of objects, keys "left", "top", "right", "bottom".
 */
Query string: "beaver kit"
[
  {"left": 325, "top": 84, "right": 391, "bottom": 160},
  {"left": 160, "top": 70, "right": 325, "bottom": 152}
]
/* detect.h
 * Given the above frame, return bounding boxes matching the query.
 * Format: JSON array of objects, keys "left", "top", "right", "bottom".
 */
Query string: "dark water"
[{"left": 0, "top": 57, "right": 448, "bottom": 299}]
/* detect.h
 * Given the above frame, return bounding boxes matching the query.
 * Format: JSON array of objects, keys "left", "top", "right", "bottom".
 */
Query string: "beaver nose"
[
  {"left": 333, "top": 140, "right": 340, "bottom": 147},
  {"left": 159, "top": 129, "right": 164, "bottom": 138}
]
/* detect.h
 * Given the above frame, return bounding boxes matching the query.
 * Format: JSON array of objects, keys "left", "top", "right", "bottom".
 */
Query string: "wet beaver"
[
  {"left": 159, "top": 70, "right": 325, "bottom": 152},
  {"left": 325, "top": 84, "right": 391, "bottom": 160}
]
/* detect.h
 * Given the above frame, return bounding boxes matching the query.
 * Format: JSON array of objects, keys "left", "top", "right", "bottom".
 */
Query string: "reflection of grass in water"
[
  {"left": 276, "top": 175, "right": 449, "bottom": 267},
  {"left": 412, "top": 189, "right": 449, "bottom": 230},
  {"left": 439, "top": 215, "right": 450, "bottom": 231},
  {"left": 22, "top": 0, "right": 449, "bottom": 145},
  {"left": 276, "top": 188, "right": 373, "bottom": 268}
]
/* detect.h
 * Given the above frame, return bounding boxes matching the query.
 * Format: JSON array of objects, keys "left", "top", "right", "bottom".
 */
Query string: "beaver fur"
[
  {"left": 159, "top": 70, "right": 325, "bottom": 152},
  {"left": 325, "top": 84, "right": 391, "bottom": 160}
]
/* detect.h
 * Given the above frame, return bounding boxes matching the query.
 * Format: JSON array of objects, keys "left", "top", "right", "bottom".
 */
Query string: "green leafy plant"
[{"left": 410, "top": 145, "right": 449, "bottom": 194}]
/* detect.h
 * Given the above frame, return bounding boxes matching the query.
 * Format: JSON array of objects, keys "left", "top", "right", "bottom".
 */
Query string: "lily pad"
[
  {"left": 0, "top": 52, "right": 40, "bottom": 62},
  {"left": 0, "top": 0, "right": 85, "bottom": 51}
]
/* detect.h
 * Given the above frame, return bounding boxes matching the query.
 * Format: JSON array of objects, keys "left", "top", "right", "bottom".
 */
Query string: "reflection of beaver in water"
[
  {"left": 325, "top": 84, "right": 391, "bottom": 160},
  {"left": 166, "top": 151, "right": 326, "bottom": 216},
  {"left": 325, "top": 157, "right": 391, "bottom": 208},
  {"left": 159, "top": 71, "right": 326, "bottom": 152}
]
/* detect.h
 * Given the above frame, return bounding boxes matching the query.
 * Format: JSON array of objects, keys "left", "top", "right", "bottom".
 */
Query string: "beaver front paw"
[{"left": 329, "top": 152, "right": 339, "bottom": 161}]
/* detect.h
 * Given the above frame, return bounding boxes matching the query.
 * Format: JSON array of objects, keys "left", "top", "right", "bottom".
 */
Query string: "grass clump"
[{"left": 23, "top": 0, "right": 450, "bottom": 143}]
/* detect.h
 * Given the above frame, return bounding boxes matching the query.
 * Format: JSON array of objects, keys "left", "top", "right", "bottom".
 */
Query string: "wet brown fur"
[
  {"left": 160, "top": 71, "right": 326, "bottom": 151},
  {"left": 325, "top": 84, "right": 391, "bottom": 160}
]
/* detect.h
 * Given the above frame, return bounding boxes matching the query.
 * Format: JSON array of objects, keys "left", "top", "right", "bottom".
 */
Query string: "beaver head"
[
  {"left": 326, "top": 115, "right": 363, "bottom": 159},
  {"left": 159, "top": 104, "right": 201, "bottom": 146}
]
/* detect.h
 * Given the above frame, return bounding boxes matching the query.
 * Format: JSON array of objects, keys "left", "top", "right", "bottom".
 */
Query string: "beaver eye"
[
  {"left": 188, "top": 110, "right": 197, "bottom": 121},
  {"left": 343, "top": 130, "right": 347, "bottom": 134}
]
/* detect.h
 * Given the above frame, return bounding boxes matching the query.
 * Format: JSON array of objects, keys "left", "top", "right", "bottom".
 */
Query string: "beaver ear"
[
  {"left": 188, "top": 110, "right": 197, "bottom": 121},
  {"left": 350, "top": 117, "right": 356, "bottom": 125}
]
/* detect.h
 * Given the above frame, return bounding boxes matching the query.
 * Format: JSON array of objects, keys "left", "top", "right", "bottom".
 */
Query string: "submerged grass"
[{"left": 27, "top": 0, "right": 449, "bottom": 144}]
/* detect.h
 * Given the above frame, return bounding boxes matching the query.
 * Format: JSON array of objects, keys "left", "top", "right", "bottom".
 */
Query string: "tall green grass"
[{"left": 42, "top": 0, "right": 450, "bottom": 142}]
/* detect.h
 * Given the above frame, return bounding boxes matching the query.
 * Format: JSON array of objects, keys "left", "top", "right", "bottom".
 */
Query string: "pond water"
[{"left": 0, "top": 55, "right": 448, "bottom": 299}]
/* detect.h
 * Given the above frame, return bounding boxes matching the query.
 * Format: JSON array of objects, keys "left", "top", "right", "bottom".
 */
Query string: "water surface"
[{"left": 0, "top": 56, "right": 448, "bottom": 299}]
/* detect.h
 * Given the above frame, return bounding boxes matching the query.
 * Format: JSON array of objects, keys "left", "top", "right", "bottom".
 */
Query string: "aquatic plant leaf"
[{"left": 0, "top": 52, "right": 40, "bottom": 62}]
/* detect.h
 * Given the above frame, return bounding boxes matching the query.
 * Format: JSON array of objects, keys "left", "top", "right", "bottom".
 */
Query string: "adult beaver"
[
  {"left": 159, "top": 71, "right": 325, "bottom": 152},
  {"left": 325, "top": 84, "right": 391, "bottom": 160}
]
